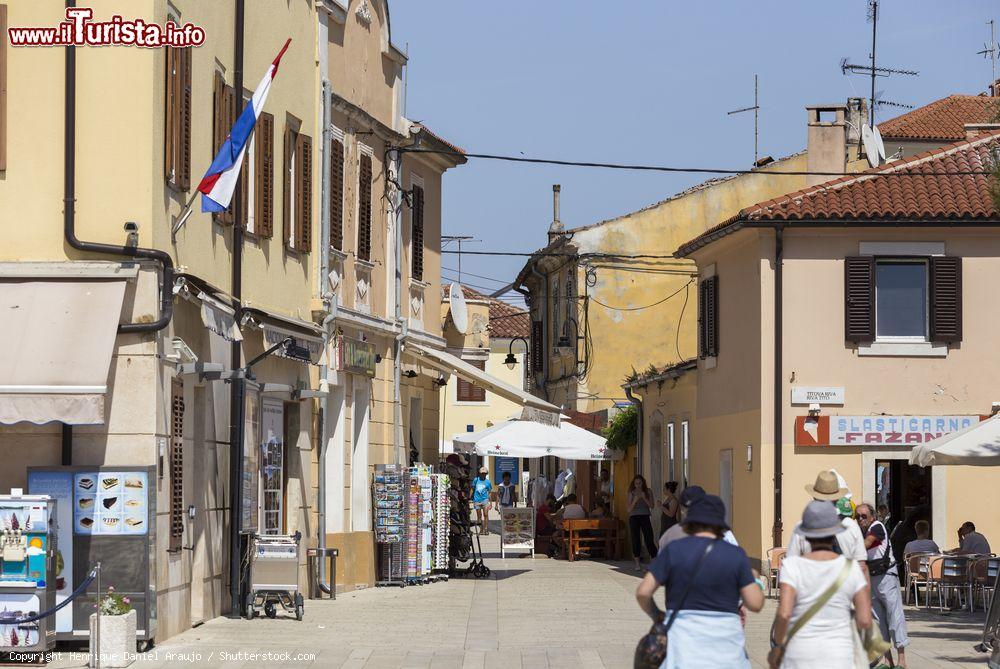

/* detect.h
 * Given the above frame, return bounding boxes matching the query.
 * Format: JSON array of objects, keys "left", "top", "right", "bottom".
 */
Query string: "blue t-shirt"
[
  {"left": 472, "top": 477, "right": 492, "bottom": 503},
  {"left": 649, "top": 536, "right": 754, "bottom": 614}
]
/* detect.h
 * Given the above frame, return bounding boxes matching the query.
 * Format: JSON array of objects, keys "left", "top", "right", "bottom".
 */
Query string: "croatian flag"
[{"left": 197, "top": 39, "right": 291, "bottom": 213}]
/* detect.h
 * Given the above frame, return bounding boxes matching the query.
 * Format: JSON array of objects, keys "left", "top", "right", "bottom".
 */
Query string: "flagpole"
[{"left": 170, "top": 190, "right": 199, "bottom": 238}]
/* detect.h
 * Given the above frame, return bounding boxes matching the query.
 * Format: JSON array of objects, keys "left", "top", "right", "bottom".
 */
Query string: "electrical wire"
[
  {"left": 399, "top": 147, "right": 993, "bottom": 177},
  {"left": 675, "top": 281, "right": 690, "bottom": 362},
  {"left": 441, "top": 267, "right": 510, "bottom": 284},
  {"left": 590, "top": 279, "right": 695, "bottom": 312}
]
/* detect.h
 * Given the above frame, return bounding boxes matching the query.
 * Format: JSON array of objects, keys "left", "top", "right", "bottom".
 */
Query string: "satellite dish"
[
  {"left": 861, "top": 125, "right": 883, "bottom": 168},
  {"left": 448, "top": 283, "right": 469, "bottom": 334},
  {"left": 872, "top": 125, "right": 886, "bottom": 161}
]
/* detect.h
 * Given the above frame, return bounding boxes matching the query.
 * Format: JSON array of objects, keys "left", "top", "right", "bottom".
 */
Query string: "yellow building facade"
[{"left": 0, "top": 0, "right": 464, "bottom": 641}]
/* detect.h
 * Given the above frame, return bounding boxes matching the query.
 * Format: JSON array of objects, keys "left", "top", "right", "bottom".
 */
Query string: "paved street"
[{"left": 50, "top": 526, "right": 991, "bottom": 668}]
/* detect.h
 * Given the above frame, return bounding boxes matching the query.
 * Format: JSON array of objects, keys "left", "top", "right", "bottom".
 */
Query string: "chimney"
[
  {"left": 991, "top": 79, "right": 1000, "bottom": 97},
  {"left": 805, "top": 103, "right": 847, "bottom": 186},
  {"left": 548, "top": 184, "right": 563, "bottom": 242}
]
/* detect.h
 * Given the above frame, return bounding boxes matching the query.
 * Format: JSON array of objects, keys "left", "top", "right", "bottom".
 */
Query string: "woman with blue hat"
[{"left": 635, "top": 494, "right": 764, "bottom": 668}]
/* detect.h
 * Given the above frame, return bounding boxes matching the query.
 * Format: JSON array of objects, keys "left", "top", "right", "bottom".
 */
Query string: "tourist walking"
[
  {"left": 769, "top": 500, "right": 872, "bottom": 669},
  {"left": 786, "top": 471, "right": 868, "bottom": 572},
  {"left": 659, "top": 481, "right": 679, "bottom": 536},
  {"left": 496, "top": 471, "right": 517, "bottom": 509},
  {"left": 660, "top": 485, "right": 739, "bottom": 550},
  {"left": 635, "top": 495, "right": 764, "bottom": 668},
  {"left": 627, "top": 475, "right": 659, "bottom": 571},
  {"left": 857, "top": 502, "right": 909, "bottom": 668},
  {"left": 471, "top": 466, "right": 492, "bottom": 535}
]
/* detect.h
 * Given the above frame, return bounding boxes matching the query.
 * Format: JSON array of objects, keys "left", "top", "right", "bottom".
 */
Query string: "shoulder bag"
[
  {"left": 771, "top": 558, "right": 854, "bottom": 665},
  {"left": 633, "top": 539, "right": 717, "bottom": 669}
]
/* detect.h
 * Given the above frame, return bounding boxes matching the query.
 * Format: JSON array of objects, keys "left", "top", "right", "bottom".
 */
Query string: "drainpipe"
[
  {"left": 390, "top": 146, "right": 406, "bottom": 465},
  {"left": 62, "top": 0, "right": 174, "bottom": 467},
  {"left": 624, "top": 385, "right": 643, "bottom": 476},
  {"left": 316, "top": 78, "right": 333, "bottom": 594},
  {"left": 772, "top": 225, "right": 784, "bottom": 549}
]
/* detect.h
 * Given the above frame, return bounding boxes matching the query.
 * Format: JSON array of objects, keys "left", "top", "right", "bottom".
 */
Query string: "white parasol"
[
  {"left": 909, "top": 414, "right": 1000, "bottom": 467},
  {"left": 452, "top": 416, "right": 620, "bottom": 461}
]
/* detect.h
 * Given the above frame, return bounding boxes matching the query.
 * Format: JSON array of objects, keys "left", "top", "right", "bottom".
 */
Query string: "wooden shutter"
[
  {"left": 457, "top": 360, "right": 486, "bottom": 402},
  {"left": 212, "top": 75, "right": 234, "bottom": 225},
  {"left": 164, "top": 45, "right": 176, "bottom": 183},
  {"left": 930, "top": 256, "right": 962, "bottom": 343},
  {"left": 330, "top": 137, "right": 344, "bottom": 250},
  {"left": 844, "top": 256, "right": 875, "bottom": 343},
  {"left": 295, "top": 133, "right": 312, "bottom": 252},
  {"left": 358, "top": 153, "right": 373, "bottom": 261},
  {"left": 531, "top": 320, "right": 544, "bottom": 374},
  {"left": 282, "top": 124, "right": 294, "bottom": 248},
  {"left": 698, "top": 276, "right": 719, "bottom": 357},
  {"left": 170, "top": 380, "right": 185, "bottom": 546},
  {"left": 255, "top": 112, "right": 274, "bottom": 238},
  {"left": 411, "top": 185, "right": 424, "bottom": 281},
  {"left": 178, "top": 47, "right": 192, "bottom": 190}
]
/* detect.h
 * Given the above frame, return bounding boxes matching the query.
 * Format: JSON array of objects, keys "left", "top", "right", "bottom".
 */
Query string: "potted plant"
[{"left": 89, "top": 586, "right": 136, "bottom": 668}]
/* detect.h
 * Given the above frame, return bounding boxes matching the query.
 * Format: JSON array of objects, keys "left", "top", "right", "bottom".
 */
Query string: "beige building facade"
[{"left": 666, "top": 130, "right": 1000, "bottom": 566}]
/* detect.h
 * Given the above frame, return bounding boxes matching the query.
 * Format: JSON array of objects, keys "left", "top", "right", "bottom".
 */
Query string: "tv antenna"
[
  {"left": 839, "top": 1, "right": 918, "bottom": 125},
  {"left": 976, "top": 19, "right": 998, "bottom": 91},
  {"left": 727, "top": 74, "right": 760, "bottom": 166},
  {"left": 441, "top": 235, "right": 479, "bottom": 283}
]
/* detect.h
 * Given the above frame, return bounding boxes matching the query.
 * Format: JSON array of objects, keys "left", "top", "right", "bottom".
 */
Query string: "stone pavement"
[{"left": 50, "top": 527, "right": 991, "bottom": 668}]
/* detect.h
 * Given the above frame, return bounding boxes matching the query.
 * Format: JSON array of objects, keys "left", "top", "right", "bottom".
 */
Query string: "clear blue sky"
[{"left": 391, "top": 1, "right": 998, "bottom": 300}]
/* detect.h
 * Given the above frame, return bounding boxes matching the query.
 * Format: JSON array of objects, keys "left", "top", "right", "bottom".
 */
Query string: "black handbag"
[{"left": 634, "top": 540, "right": 717, "bottom": 669}]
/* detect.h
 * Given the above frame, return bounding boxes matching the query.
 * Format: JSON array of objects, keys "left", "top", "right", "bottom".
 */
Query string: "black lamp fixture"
[
  {"left": 403, "top": 370, "right": 418, "bottom": 379},
  {"left": 504, "top": 336, "right": 529, "bottom": 370}
]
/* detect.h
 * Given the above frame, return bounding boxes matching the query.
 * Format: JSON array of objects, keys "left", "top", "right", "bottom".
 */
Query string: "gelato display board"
[{"left": 28, "top": 467, "right": 156, "bottom": 642}]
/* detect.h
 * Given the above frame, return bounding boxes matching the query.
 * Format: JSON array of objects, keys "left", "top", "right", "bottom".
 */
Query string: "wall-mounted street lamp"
[
  {"left": 746, "top": 443, "right": 754, "bottom": 472},
  {"left": 504, "top": 337, "right": 529, "bottom": 370}
]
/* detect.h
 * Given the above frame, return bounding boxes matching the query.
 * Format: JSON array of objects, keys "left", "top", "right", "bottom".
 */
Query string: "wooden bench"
[{"left": 563, "top": 519, "right": 620, "bottom": 561}]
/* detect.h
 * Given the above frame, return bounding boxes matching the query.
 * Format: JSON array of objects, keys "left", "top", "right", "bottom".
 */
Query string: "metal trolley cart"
[{"left": 246, "top": 532, "right": 304, "bottom": 621}]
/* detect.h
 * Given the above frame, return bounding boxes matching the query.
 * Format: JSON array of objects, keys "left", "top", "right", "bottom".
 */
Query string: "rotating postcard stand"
[{"left": 28, "top": 467, "right": 156, "bottom": 643}]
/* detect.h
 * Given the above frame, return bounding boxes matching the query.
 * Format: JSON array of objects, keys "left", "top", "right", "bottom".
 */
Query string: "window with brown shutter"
[
  {"left": 170, "top": 380, "right": 185, "bottom": 548},
  {"left": 531, "top": 320, "right": 544, "bottom": 374},
  {"left": 844, "top": 256, "right": 875, "bottom": 343},
  {"left": 698, "top": 276, "right": 719, "bottom": 358},
  {"left": 330, "top": 137, "right": 344, "bottom": 250},
  {"left": 457, "top": 360, "right": 486, "bottom": 402},
  {"left": 282, "top": 123, "right": 295, "bottom": 249},
  {"left": 164, "top": 45, "right": 192, "bottom": 190},
  {"left": 254, "top": 112, "right": 274, "bottom": 238},
  {"left": 411, "top": 184, "right": 424, "bottom": 281},
  {"left": 0, "top": 5, "right": 7, "bottom": 172},
  {"left": 358, "top": 153, "right": 373, "bottom": 261},
  {"left": 929, "top": 256, "right": 962, "bottom": 342},
  {"left": 295, "top": 133, "right": 312, "bottom": 253}
]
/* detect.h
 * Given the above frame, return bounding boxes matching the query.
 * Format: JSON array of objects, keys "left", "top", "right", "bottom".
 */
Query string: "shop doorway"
[{"left": 875, "top": 458, "right": 932, "bottom": 566}]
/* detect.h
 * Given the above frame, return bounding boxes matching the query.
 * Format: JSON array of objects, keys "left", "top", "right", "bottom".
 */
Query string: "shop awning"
[
  {"left": 243, "top": 307, "right": 325, "bottom": 365},
  {"left": 404, "top": 341, "right": 560, "bottom": 419},
  {"left": 198, "top": 291, "right": 242, "bottom": 342},
  {"left": 0, "top": 265, "right": 135, "bottom": 425},
  {"left": 910, "top": 415, "right": 1000, "bottom": 467}
]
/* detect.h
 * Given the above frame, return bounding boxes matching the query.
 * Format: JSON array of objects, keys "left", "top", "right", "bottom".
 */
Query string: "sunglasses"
[{"left": 857, "top": 513, "right": 870, "bottom": 519}]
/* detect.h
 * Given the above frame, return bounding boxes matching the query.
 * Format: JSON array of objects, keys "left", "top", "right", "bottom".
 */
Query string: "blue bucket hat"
[{"left": 683, "top": 494, "right": 729, "bottom": 529}]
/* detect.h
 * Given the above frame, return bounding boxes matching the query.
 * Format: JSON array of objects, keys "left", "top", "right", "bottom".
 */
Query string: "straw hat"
[{"left": 805, "top": 470, "right": 849, "bottom": 501}]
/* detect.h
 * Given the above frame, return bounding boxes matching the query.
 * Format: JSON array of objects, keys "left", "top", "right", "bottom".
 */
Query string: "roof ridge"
[{"left": 740, "top": 129, "right": 1000, "bottom": 220}]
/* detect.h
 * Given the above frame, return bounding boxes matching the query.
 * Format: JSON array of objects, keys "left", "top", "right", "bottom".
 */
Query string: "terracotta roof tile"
[
  {"left": 878, "top": 95, "right": 998, "bottom": 141},
  {"left": 676, "top": 131, "right": 1000, "bottom": 256},
  {"left": 443, "top": 284, "right": 530, "bottom": 338}
]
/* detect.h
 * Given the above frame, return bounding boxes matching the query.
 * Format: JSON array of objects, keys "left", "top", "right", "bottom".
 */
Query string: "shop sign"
[
  {"left": 791, "top": 387, "right": 845, "bottom": 405},
  {"left": 339, "top": 336, "right": 377, "bottom": 377},
  {"left": 795, "top": 414, "right": 983, "bottom": 447}
]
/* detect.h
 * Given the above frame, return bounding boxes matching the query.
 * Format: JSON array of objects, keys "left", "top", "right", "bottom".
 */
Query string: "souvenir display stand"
[
  {"left": 373, "top": 463, "right": 451, "bottom": 587},
  {"left": 373, "top": 465, "right": 407, "bottom": 586},
  {"left": 438, "top": 456, "right": 473, "bottom": 577}
]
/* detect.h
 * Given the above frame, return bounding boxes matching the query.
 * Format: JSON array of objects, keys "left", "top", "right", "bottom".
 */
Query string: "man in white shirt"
[{"left": 786, "top": 471, "right": 868, "bottom": 574}]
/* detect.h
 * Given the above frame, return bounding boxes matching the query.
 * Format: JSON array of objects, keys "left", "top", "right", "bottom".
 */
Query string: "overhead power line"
[
  {"left": 590, "top": 279, "right": 695, "bottom": 312},
  {"left": 401, "top": 147, "right": 990, "bottom": 177}
]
